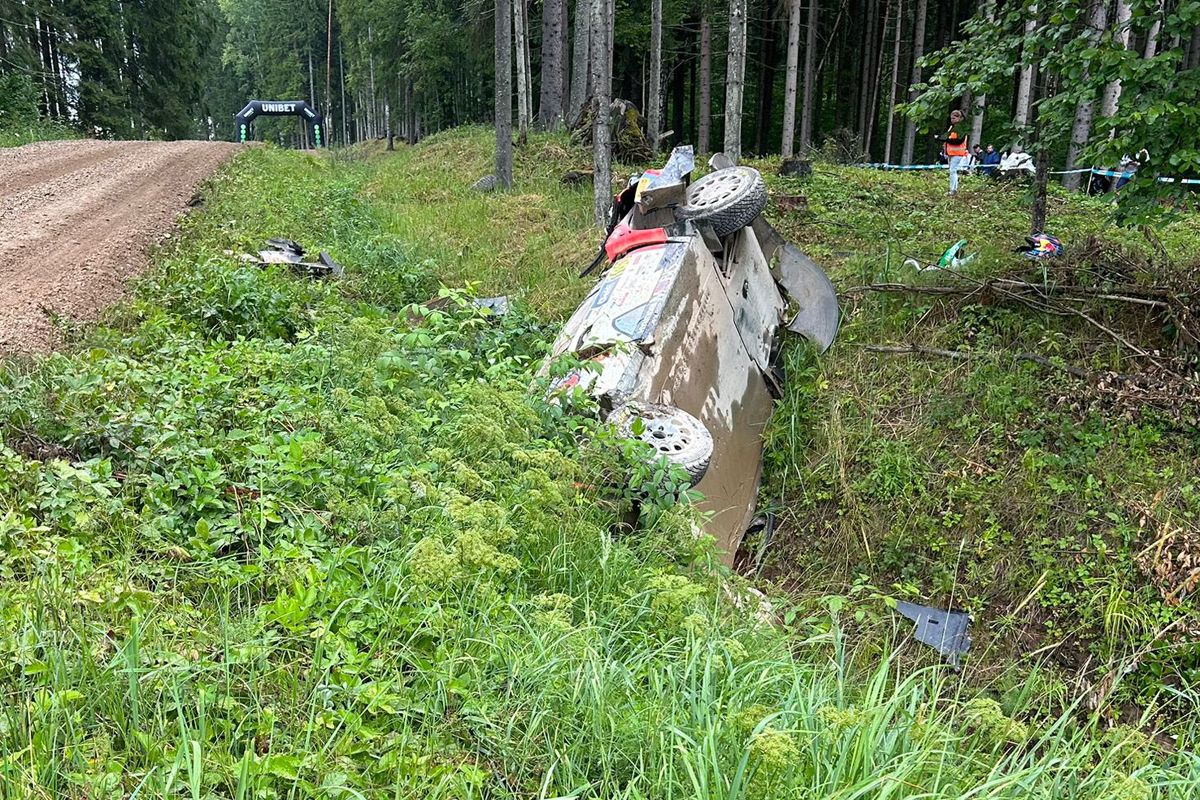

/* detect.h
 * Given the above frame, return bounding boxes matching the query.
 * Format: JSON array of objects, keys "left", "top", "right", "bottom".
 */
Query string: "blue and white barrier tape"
[{"left": 857, "top": 162, "right": 1200, "bottom": 185}]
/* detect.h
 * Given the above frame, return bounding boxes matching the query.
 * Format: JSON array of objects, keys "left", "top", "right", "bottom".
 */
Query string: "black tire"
[
  {"left": 610, "top": 402, "right": 713, "bottom": 485},
  {"left": 676, "top": 166, "right": 768, "bottom": 238}
]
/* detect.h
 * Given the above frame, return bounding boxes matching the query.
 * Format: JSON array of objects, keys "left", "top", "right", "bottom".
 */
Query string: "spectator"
[
  {"left": 980, "top": 144, "right": 1001, "bottom": 176},
  {"left": 937, "top": 109, "right": 970, "bottom": 196}
]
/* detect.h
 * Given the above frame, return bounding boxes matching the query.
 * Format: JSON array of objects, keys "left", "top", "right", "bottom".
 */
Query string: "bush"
[{"left": 0, "top": 72, "right": 40, "bottom": 130}]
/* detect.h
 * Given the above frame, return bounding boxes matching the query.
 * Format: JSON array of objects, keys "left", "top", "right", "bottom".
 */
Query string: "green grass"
[
  {"left": 0, "top": 121, "right": 79, "bottom": 148},
  {"left": 362, "top": 128, "right": 598, "bottom": 317},
  {"left": 737, "top": 159, "right": 1200, "bottom": 725},
  {"left": 0, "top": 135, "right": 1197, "bottom": 797}
]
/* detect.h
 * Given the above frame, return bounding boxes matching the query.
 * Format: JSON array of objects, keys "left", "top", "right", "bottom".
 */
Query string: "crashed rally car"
[{"left": 544, "top": 147, "right": 840, "bottom": 558}]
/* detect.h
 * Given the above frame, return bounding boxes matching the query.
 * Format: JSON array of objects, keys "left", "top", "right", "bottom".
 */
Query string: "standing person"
[{"left": 938, "top": 109, "right": 970, "bottom": 195}]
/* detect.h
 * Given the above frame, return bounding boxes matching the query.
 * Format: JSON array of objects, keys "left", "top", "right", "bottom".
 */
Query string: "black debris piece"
[
  {"left": 779, "top": 158, "right": 813, "bottom": 179},
  {"left": 896, "top": 601, "right": 971, "bottom": 668},
  {"left": 474, "top": 296, "right": 509, "bottom": 316}
]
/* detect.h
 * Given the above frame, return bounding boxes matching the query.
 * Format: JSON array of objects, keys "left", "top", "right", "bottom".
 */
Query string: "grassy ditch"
[
  {"left": 745, "top": 159, "right": 1200, "bottom": 726},
  {"left": 0, "top": 138, "right": 1196, "bottom": 797}
]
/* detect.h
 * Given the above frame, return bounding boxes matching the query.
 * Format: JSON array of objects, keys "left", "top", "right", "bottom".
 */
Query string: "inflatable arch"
[{"left": 234, "top": 100, "right": 324, "bottom": 147}]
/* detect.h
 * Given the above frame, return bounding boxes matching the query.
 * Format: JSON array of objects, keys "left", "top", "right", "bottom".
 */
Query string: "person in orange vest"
[{"left": 939, "top": 109, "right": 970, "bottom": 196}]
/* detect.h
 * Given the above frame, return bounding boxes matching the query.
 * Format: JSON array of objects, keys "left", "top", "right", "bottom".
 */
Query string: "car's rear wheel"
[
  {"left": 610, "top": 402, "right": 713, "bottom": 485},
  {"left": 676, "top": 166, "right": 768, "bottom": 238}
]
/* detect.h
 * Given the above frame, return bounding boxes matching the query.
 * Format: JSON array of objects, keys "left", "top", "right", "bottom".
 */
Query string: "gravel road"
[{"left": 0, "top": 139, "right": 238, "bottom": 352}]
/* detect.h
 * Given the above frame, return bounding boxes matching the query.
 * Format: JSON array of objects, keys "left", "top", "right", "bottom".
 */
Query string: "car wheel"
[
  {"left": 676, "top": 166, "right": 768, "bottom": 238},
  {"left": 611, "top": 402, "right": 713, "bottom": 485}
]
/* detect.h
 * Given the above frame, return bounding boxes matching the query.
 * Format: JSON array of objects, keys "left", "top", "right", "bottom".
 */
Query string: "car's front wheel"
[{"left": 610, "top": 402, "right": 713, "bottom": 485}]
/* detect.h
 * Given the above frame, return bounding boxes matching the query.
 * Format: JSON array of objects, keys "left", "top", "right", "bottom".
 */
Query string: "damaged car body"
[{"left": 545, "top": 146, "right": 840, "bottom": 558}]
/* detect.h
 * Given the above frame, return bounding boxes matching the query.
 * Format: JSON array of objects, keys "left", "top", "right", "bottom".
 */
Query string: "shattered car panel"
[{"left": 548, "top": 146, "right": 840, "bottom": 558}]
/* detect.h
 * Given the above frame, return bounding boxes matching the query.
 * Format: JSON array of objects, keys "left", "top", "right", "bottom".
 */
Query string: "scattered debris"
[
  {"left": 561, "top": 169, "right": 593, "bottom": 186},
  {"left": 774, "top": 194, "right": 808, "bottom": 213},
  {"left": 779, "top": 158, "right": 813, "bottom": 179},
  {"left": 896, "top": 601, "right": 971, "bottom": 668},
  {"left": 242, "top": 239, "right": 344, "bottom": 279},
  {"left": 471, "top": 174, "right": 501, "bottom": 193},
  {"left": 1016, "top": 233, "right": 1064, "bottom": 259},
  {"left": 474, "top": 295, "right": 510, "bottom": 316},
  {"left": 997, "top": 150, "right": 1036, "bottom": 178},
  {"left": 421, "top": 294, "right": 510, "bottom": 319},
  {"left": 904, "top": 239, "right": 976, "bottom": 271}
]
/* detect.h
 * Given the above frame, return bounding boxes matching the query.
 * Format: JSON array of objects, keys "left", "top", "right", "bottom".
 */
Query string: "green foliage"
[{"left": 0, "top": 73, "right": 40, "bottom": 129}]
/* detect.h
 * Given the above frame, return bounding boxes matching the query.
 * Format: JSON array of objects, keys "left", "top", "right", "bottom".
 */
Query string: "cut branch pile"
[{"left": 847, "top": 253, "right": 1199, "bottom": 418}]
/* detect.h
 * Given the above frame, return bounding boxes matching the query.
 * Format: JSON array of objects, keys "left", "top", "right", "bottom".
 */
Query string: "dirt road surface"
[{"left": 0, "top": 139, "right": 238, "bottom": 352}]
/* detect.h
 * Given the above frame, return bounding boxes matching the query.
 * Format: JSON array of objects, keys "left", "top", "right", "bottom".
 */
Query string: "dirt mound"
[{"left": 0, "top": 139, "right": 238, "bottom": 352}]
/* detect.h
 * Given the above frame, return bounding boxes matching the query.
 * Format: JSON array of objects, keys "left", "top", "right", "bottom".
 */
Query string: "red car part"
[{"left": 604, "top": 222, "right": 667, "bottom": 263}]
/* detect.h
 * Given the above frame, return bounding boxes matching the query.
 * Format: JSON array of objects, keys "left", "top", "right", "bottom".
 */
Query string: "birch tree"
[
  {"left": 724, "top": 0, "right": 748, "bottom": 160},
  {"left": 1143, "top": 1, "right": 1162, "bottom": 59},
  {"left": 495, "top": 0, "right": 513, "bottom": 188},
  {"left": 514, "top": 0, "right": 531, "bottom": 142},
  {"left": 1014, "top": 5, "right": 1038, "bottom": 132},
  {"left": 590, "top": 0, "right": 612, "bottom": 225},
  {"left": 1100, "top": 0, "right": 1132, "bottom": 120},
  {"left": 647, "top": 0, "right": 663, "bottom": 150},
  {"left": 899, "top": 0, "right": 927, "bottom": 164},
  {"left": 1064, "top": 0, "right": 1106, "bottom": 189},
  {"left": 780, "top": 0, "right": 802, "bottom": 157}
]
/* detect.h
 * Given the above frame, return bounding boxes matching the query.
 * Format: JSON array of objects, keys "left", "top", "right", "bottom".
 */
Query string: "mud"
[{"left": 0, "top": 139, "right": 238, "bottom": 352}]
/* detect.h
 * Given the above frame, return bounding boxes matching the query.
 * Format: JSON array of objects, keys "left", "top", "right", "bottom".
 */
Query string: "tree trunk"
[
  {"left": 1014, "top": 5, "right": 1037, "bottom": 133},
  {"left": 495, "top": 0, "right": 514, "bottom": 188},
  {"left": 671, "top": 46, "right": 686, "bottom": 140},
  {"left": 899, "top": 0, "right": 927, "bottom": 164},
  {"left": 648, "top": 0, "right": 663, "bottom": 150},
  {"left": 883, "top": 0, "right": 903, "bottom": 163},
  {"left": 539, "top": 0, "right": 566, "bottom": 127},
  {"left": 340, "top": 45, "right": 348, "bottom": 144},
  {"left": 1064, "top": 0, "right": 1107, "bottom": 190},
  {"left": 569, "top": 0, "right": 591, "bottom": 123},
  {"left": 781, "top": 0, "right": 802, "bottom": 156},
  {"left": 1188, "top": 26, "right": 1200, "bottom": 71},
  {"left": 967, "top": 2, "right": 990, "bottom": 153},
  {"left": 698, "top": 14, "right": 712, "bottom": 154},
  {"left": 1143, "top": 1, "right": 1162, "bottom": 59},
  {"left": 1100, "top": 0, "right": 1132, "bottom": 119},
  {"left": 514, "top": 0, "right": 531, "bottom": 143},
  {"left": 856, "top": 0, "right": 878, "bottom": 145},
  {"left": 864, "top": 0, "right": 888, "bottom": 157},
  {"left": 561, "top": 0, "right": 571, "bottom": 115},
  {"left": 755, "top": 8, "right": 779, "bottom": 155},
  {"left": 799, "top": 0, "right": 818, "bottom": 153},
  {"left": 590, "top": 0, "right": 612, "bottom": 225},
  {"left": 385, "top": 101, "right": 394, "bottom": 149},
  {"left": 724, "top": 0, "right": 748, "bottom": 160}
]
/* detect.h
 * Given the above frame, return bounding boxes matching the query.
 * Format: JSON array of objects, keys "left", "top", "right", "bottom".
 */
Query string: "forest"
[{"left": 2, "top": 0, "right": 1198, "bottom": 180}]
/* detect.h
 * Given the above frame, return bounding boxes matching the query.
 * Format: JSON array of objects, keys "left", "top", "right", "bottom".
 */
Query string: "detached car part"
[{"left": 545, "top": 146, "right": 840, "bottom": 557}]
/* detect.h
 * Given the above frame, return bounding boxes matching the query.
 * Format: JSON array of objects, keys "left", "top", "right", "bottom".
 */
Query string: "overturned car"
[{"left": 545, "top": 147, "right": 840, "bottom": 558}]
